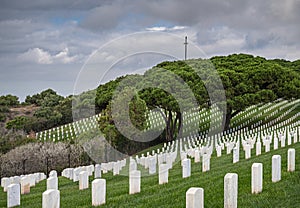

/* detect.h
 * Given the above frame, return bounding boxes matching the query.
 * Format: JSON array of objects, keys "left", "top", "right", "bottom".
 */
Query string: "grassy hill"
[{"left": 1, "top": 140, "right": 299, "bottom": 207}]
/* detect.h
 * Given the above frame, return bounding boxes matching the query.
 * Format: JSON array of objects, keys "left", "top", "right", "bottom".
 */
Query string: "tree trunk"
[
  {"left": 166, "top": 110, "right": 173, "bottom": 142},
  {"left": 175, "top": 112, "right": 182, "bottom": 139},
  {"left": 224, "top": 109, "right": 240, "bottom": 131},
  {"left": 224, "top": 111, "right": 232, "bottom": 131}
]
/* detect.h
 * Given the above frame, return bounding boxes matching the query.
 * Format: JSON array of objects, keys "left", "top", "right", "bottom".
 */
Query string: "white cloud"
[
  {"left": 146, "top": 25, "right": 187, "bottom": 32},
  {"left": 18, "top": 47, "right": 79, "bottom": 64},
  {"left": 54, "top": 48, "right": 77, "bottom": 63},
  {"left": 19, "top": 48, "right": 53, "bottom": 64},
  {"left": 146, "top": 26, "right": 167, "bottom": 32},
  {"left": 170, "top": 26, "right": 186, "bottom": 30}
]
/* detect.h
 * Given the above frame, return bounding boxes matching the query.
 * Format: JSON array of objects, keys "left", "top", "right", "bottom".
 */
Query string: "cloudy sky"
[{"left": 1, "top": 0, "right": 299, "bottom": 100}]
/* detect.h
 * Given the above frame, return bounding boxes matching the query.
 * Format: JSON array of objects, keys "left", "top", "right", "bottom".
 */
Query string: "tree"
[
  {"left": 211, "top": 54, "right": 300, "bottom": 129},
  {"left": 72, "top": 90, "right": 97, "bottom": 120},
  {"left": 95, "top": 76, "right": 125, "bottom": 112},
  {"left": 25, "top": 89, "right": 63, "bottom": 107},
  {"left": 99, "top": 86, "right": 156, "bottom": 155},
  {"left": 6, "top": 116, "right": 30, "bottom": 131},
  {"left": 0, "top": 142, "right": 85, "bottom": 177},
  {"left": 0, "top": 95, "right": 19, "bottom": 106},
  {"left": 56, "top": 95, "right": 73, "bottom": 125},
  {"left": 138, "top": 62, "right": 207, "bottom": 141},
  {"left": 95, "top": 54, "right": 300, "bottom": 143}
]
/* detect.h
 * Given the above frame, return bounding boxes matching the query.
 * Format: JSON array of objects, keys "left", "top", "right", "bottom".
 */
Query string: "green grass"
[{"left": 1, "top": 142, "right": 299, "bottom": 207}]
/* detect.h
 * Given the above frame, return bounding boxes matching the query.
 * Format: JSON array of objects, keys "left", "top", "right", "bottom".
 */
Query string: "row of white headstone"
[
  {"left": 2, "top": 172, "right": 46, "bottom": 208},
  {"left": 185, "top": 148, "right": 296, "bottom": 208},
  {"left": 1, "top": 172, "right": 46, "bottom": 194},
  {"left": 35, "top": 97, "right": 298, "bottom": 146},
  {"left": 43, "top": 173, "right": 106, "bottom": 208},
  {"left": 36, "top": 114, "right": 101, "bottom": 142}
]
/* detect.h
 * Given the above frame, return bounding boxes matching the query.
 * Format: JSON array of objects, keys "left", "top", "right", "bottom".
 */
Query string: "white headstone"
[
  {"left": 287, "top": 148, "right": 295, "bottom": 172},
  {"left": 94, "top": 164, "right": 101, "bottom": 178},
  {"left": 293, "top": 131, "right": 298, "bottom": 143},
  {"left": 73, "top": 168, "right": 81, "bottom": 182},
  {"left": 280, "top": 136, "right": 285, "bottom": 147},
  {"left": 194, "top": 150, "right": 200, "bottom": 163},
  {"left": 149, "top": 157, "right": 156, "bottom": 175},
  {"left": 49, "top": 170, "right": 57, "bottom": 178},
  {"left": 186, "top": 187, "right": 204, "bottom": 208},
  {"left": 244, "top": 144, "right": 251, "bottom": 159},
  {"left": 79, "top": 171, "right": 89, "bottom": 190},
  {"left": 272, "top": 155, "right": 281, "bottom": 182},
  {"left": 11, "top": 176, "right": 20, "bottom": 185},
  {"left": 129, "top": 170, "right": 141, "bottom": 194},
  {"left": 113, "top": 162, "right": 120, "bottom": 176},
  {"left": 7, "top": 183, "right": 20, "bottom": 208},
  {"left": 1, "top": 177, "right": 8, "bottom": 188},
  {"left": 42, "top": 189, "right": 60, "bottom": 208},
  {"left": 233, "top": 147, "right": 239, "bottom": 164},
  {"left": 255, "top": 141, "right": 261, "bottom": 156},
  {"left": 273, "top": 137, "right": 278, "bottom": 150},
  {"left": 87, "top": 165, "right": 94, "bottom": 176},
  {"left": 159, "top": 164, "right": 169, "bottom": 185},
  {"left": 2, "top": 177, "right": 10, "bottom": 192},
  {"left": 29, "top": 174, "right": 36, "bottom": 187},
  {"left": 20, "top": 176, "right": 30, "bottom": 195},
  {"left": 224, "top": 173, "right": 238, "bottom": 208},
  {"left": 251, "top": 163, "right": 263, "bottom": 194},
  {"left": 130, "top": 160, "right": 137, "bottom": 173},
  {"left": 202, "top": 154, "right": 210, "bottom": 172},
  {"left": 182, "top": 158, "right": 191, "bottom": 178},
  {"left": 216, "top": 146, "right": 222, "bottom": 157},
  {"left": 264, "top": 140, "right": 270, "bottom": 152},
  {"left": 287, "top": 134, "right": 292, "bottom": 145},
  {"left": 92, "top": 179, "right": 106, "bottom": 206},
  {"left": 47, "top": 177, "right": 58, "bottom": 190}
]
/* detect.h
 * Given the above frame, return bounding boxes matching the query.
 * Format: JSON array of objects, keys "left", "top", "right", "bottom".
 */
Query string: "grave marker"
[
  {"left": 224, "top": 173, "right": 238, "bottom": 208},
  {"left": 272, "top": 155, "right": 281, "bottom": 182},
  {"left": 251, "top": 163, "right": 263, "bottom": 194},
  {"left": 186, "top": 187, "right": 204, "bottom": 208}
]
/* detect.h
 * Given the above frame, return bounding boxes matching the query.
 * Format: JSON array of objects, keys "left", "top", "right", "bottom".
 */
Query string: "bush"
[{"left": 0, "top": 142, "right": 86, "bottom": 177}]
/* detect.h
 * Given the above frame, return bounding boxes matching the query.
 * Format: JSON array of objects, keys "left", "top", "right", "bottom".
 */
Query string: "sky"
[{"left": 1, "top": 0, "right": 300, "bottom": 101}]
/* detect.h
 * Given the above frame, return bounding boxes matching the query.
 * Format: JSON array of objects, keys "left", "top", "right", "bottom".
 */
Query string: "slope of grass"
[{"left": 1, "top": 142, "right": 299, "bottom": 208}]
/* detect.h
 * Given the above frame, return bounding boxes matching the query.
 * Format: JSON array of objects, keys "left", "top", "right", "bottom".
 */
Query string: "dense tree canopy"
[
  {"left": 211, "top": 54, "right": 300, "bottom": 129},
  {"left": 98, "top": 86, "right": 158, "bottom": 155},
  {"left": 1, "top": 54, "right": 299, "bottom": 146},
  {"left": 4, "top": 89, "right": 73, "bottom": 133},
  {"left": 0, "top": 95, "right": 19, "bottom": 106},
  {"left": 96, "top": 54, "right": 300, "bottom": 143},
  {"left": 95, "top": 76, "right": 125, "bottom": 113}
]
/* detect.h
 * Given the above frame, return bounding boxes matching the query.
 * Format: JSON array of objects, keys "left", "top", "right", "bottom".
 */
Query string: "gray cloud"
[
  {"left": 79, "top": 3, "right": 125, "bottom": 31},
  {"left": 0, "top": 0, "right": 299, "bottom": 99}
]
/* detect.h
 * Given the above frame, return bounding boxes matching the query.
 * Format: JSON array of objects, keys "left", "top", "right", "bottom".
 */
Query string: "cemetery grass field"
[{"left": 1, "top": 142, "right": 299, "bottom": 207}]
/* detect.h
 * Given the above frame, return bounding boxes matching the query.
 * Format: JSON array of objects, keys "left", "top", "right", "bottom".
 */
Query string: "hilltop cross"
[{"left": 184, "top": 36, "right": 188, "bottom": 60}]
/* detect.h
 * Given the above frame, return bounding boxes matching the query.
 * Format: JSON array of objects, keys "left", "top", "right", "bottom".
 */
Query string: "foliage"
[
  {"left": 99, "top": 86, "right": 160, "bottom": 155},
  {"left": 139, "top": 61, "right": 208, "bottom": 141},
  {"left": 4, "top": 89, "right": 74, "bottom": 133},
  {"left": 95, "top": 76, "right": 125, "bottom": 112},
  {"left": 95, "top": 54, "right": 300, "bottom": 143},
  {"left": 25, "top": 88, "right": 64, "bottom": 107},
  {"left": 0, "top": 94, "right": 19, "bottom": 106},
  {"left": 56, "top": 95, "right": 73, "bottom": 124},
  {"left": 0, "top": 129, "right": 33, "bottom": 154},
  {"left": 72, "top": 90, "right": 97, "bottom": 120},
  {"left": 0, "top": 113, "right": 5, "bottom": 122},
  {"left": 211, "top": 54, "right": 300, "bottom": 129},
  {"left": 0, "top": 142, "right": 85, "bottom": 177},
  {"left": 5, "top": 116, "right": 30, "bottom": 131}
]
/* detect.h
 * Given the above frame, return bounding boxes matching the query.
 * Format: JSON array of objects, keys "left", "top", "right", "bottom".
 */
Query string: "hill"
[{"left": 0, "top": 133, "right": 299, "bottom": 207}]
